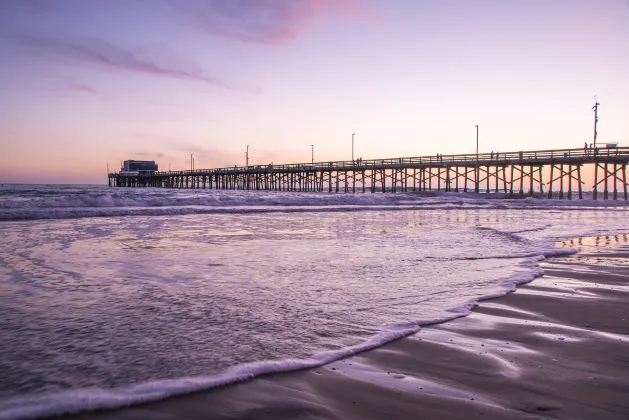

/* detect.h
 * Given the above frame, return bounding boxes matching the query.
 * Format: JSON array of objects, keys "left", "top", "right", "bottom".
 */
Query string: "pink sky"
[{"left": 0, "top": 0, "right": 628, "bottom": 184}]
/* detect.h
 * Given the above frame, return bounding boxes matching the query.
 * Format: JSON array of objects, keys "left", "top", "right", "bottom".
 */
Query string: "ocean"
[{"left": 0, "top": 184, "right": 627, "bottom": 419}]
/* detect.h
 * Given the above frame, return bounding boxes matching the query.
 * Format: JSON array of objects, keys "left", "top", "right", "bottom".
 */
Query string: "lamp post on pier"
[
  {"left": 475, "top": 125, "right": 479, "bottom": 158},
  {"left": 352, "top": 133, "right": 355, "bottom": 163},
  {"left": 311, "top": 144, "right": 314, "bottom": 164},
  {"left": 190, "top": 154, "right": 193, "bottom": 171},
  {"left": 246, "top": 145, "right": 249, "bottom": 167}
]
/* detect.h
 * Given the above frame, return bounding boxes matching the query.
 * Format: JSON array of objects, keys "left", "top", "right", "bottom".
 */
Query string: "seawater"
[{"left": 0, "top": 184, "right": 627, "bottom": 419}]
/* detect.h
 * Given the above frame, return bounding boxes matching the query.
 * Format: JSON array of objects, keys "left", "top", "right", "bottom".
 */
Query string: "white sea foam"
[
  {"left": 0, "top": 238, "right": 579, "bottom": 420},
  {"left": 0, "top": 325, "right": 420, "bottom": 420}
]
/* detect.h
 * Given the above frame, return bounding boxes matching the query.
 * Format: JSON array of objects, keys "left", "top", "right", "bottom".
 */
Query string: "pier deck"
[{"left": 108, "top": 147, "right": 629, "bottom": 200}]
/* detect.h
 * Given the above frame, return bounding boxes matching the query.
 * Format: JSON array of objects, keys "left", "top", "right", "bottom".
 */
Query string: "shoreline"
[{"left": 59, "top": 234, "right": 629, "bottom": 420}]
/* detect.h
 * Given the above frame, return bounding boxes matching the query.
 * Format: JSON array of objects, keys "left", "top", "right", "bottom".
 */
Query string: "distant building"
[{"left": 120, "top": 160, "right": 158, "bottom": 175}]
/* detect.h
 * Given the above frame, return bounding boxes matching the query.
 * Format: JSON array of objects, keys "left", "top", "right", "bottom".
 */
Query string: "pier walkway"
[{"left": 108, "top": 147, "right": 629, "bottom": 200}]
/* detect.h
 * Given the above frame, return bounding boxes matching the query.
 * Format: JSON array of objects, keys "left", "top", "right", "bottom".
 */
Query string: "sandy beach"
[{"left": 62, "top": 235, "right": 629, "bottom": 420}]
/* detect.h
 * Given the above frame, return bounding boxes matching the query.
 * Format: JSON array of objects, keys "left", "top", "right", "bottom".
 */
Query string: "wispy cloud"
[
  {"left": 133, "top": 152, "right": 166, "bottom": 158},
  {"left": 170, "top": 141, "right": 297, "bottom": 169},
  {"left": 42, "top": 78, "right": 98, "bottom": 95},
  {"left": 1, "top": 32, "right": 254, "bottom": 91},
  {"left": 172, "top": 143, "right": 239, "bottom": 166},
  {"left": 167, "top": 0, "right": 362, "bottom": 44}
]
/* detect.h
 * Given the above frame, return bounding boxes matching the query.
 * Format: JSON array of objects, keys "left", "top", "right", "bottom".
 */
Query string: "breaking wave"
[{"left": 1, "top": 185, "right": 627, "bottom": 221}]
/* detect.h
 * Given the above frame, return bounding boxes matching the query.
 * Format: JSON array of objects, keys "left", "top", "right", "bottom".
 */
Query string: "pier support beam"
[
  {"left": 568, "top": 165, "right": 573, "bottom": 200},
  {"left": 622, "top": 165, "right": 629, "bottom": 201},
  {"left": 593, "top": 162, "right": 599, "bottom": 200},
  {"left": 577, "top": 166, "right": 583, "bottom": 199},
  {"left": 613, "top": 163, "right": 618, "bottom": 200},
  {"left": 604, "top": 163, "right": 609, "bottom": 200}
]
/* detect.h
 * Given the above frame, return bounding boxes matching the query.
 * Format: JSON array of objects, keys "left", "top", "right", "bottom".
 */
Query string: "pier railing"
[{"left": 147, "top": 147, "right": 629, "bottom": 176}]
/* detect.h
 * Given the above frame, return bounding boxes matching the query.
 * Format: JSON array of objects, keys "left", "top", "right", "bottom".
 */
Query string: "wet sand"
[{"left": 71, "top": 237, "right": 629, "bottom": 420}]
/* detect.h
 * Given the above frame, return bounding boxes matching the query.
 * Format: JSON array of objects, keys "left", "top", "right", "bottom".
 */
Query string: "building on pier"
[{"left": 120, "top": 160, "right": 158, "bottom": 176}]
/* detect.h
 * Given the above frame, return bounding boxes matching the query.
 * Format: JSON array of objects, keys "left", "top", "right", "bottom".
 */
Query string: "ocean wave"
[
  {"left": 1, "top": 189, "right": 434, "bottom": 209},
  {"left": 2, "top": 187, "right": 629, "bottom": 211},
  {"left": 0, "top": 204, "right": 471, "bottom": 221},
  {"left": 0, "top": 192, "right": 627, "bottom": 222},
  {"left": 3, "top": 202, "right": 627, "bottom": 222}
]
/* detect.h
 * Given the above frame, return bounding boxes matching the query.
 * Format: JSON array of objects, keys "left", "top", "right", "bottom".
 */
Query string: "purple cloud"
[
  {"left": 18, "top": 0, "right": 55, "bottom": 14},
  {"left": 0, "top": 0, "right": 54, "bottom": 15},
  {"left": 167, "top": 0, "right": 362, "bottom": 44},
  {"left": 45, "top": 81, "right": 97, "bottom": 95},
  {"left": 1, "top": 32, "right": 253, "bottom": 91}
]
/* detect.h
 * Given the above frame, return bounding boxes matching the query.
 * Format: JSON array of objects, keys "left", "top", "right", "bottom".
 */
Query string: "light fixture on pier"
[{"left": 352, "top": 133, "right": 355, "bottom": 163}]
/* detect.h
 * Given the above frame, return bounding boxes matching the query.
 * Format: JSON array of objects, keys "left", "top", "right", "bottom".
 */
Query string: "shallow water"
[{"left": 0, "top": 185, "right": 627, "bottom": 419}]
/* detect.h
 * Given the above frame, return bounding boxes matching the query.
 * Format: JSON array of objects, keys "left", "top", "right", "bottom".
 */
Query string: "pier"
[{"left": 108, "top": 147, "right": 629, "bottom": 200}]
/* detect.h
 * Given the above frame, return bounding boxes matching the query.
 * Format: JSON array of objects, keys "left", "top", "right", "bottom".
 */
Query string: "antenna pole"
[{"left": 592, "top": 100, "right": 600, "bottom": 149}]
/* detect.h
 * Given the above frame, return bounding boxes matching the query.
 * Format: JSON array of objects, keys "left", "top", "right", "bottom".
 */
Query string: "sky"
[{"left": 0, "top": 0, "right": 628, "bottom": 184}]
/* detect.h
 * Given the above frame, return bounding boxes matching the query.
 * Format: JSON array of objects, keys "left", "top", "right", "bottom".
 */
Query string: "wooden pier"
[{"left": 108, "top": 147, "right": 629, "bottom": 200}]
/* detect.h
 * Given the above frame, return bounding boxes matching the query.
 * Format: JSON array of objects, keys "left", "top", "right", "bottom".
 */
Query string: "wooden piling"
[
  {"left": 519, "top": 166, "right": 524, "bottom": 197},
  {"left": 538, "top": 166, "right": 543, "bottom": 195},
  {"left": 604, "top": 163, "right": 609, "bottom": 200},
  {"left": 577, "top": 165, "right": 583, "bottom": 199},
  {"left": 568, "top": 165, "right": 573, "bottom": 200},
  {"left": 593, "top": 163, "right": 598, "bottom": 200},
  {"left": 613, "top": 163, "right": 618, "bottom": 200},
  {"left": 623, "top": 164, "right": 628, "bottom": 201},
  {"left": 559, "top": 164, "right": 564, "bottom": 199}
]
